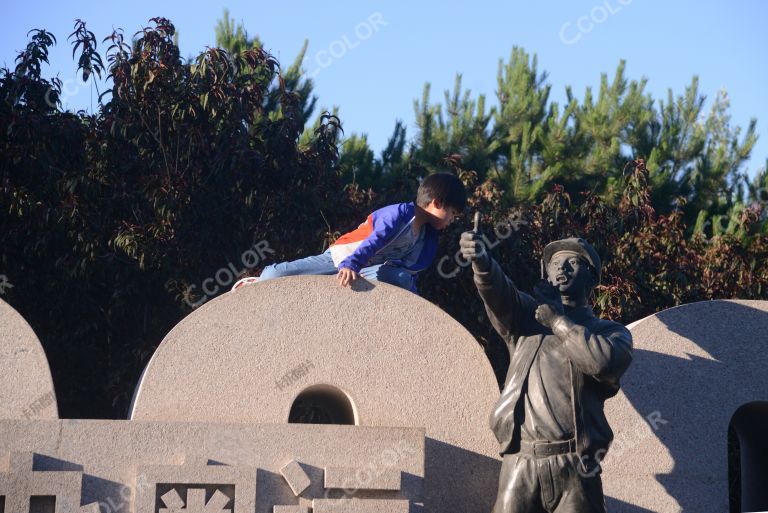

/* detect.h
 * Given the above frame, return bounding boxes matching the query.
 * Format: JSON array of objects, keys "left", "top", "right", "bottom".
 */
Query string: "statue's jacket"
[{"left": 474, "top": 258, "right": 633, "bottom": 468}]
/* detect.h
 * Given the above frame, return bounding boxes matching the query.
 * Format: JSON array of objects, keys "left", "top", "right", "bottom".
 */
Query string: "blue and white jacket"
[{"left": 329, "top": 202, "right": 439, "bottom": 282}]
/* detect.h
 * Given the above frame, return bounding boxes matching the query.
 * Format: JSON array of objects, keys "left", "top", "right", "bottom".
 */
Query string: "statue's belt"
[{"left": 518, "top": 438, "right": 577, "bottom": 458}]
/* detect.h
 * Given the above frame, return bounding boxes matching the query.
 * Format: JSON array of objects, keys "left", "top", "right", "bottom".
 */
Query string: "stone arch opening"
[
  {"left": 288, "top": 384, "right": 357, "bottom": 425},
  {"left": 729, "top": 401, "right": 768, "bottom": 513}
]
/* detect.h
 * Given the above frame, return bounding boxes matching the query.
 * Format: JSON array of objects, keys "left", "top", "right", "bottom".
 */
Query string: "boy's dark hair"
[{"left": 416, "top": 172, "right": 467, "bottom": 210}]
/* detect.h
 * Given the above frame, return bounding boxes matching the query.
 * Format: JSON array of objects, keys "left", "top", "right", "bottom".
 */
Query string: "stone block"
[
  {"left": 272, "top": 507, "right": 309, "bottom": 513},
  {"left": 311, "top": 498, "right": 409, "bottom": 513},
  {"left": 324, "top": 466, "right": 400, "bottom": 491},
  {"left": 279, "top": 460, "right": 311, "bottom": 497}
]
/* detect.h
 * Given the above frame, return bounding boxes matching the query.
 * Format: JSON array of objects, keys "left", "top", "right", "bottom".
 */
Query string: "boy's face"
[{"left": 424, "top": 200, "right": 461, "bottom": 230}]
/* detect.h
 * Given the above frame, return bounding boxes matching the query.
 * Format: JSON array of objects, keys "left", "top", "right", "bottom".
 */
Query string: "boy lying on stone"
[{"left": 234, "top": 173, "right": 467, "bottom": 294}]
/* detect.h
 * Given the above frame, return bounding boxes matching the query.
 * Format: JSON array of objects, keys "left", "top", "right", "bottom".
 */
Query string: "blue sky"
[{"left": 2, "top": 0, "right": 766, "bottom": 178}]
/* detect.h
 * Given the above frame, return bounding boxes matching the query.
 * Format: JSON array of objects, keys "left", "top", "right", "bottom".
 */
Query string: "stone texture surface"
[
  {"left": 311, "top": 498, "right": 409, "bottom": 513},
  {"left": 130, "top": 276, "right": 501, "bottom": 513},
  {"left": 0, "top": 452, "right": 98, "bottom": 513},
  {"left": 324, "top": 466, "right": 401, "bottom": 491},
  {"left": 0, "top": 298, "right": 57, "bottom": 420},
  {"left": 0, "top": 420, "right": 423, "bottom": 513},
  {"left": 272, "top": 507, "right": 309, "bottom": 513},
  {"left": 603, "top": 299, "right": 768, "bottom": 513}
]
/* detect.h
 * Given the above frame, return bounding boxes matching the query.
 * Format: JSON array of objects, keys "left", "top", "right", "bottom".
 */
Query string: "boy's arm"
[{"left": 337, "top": 204, "right": 409, "bottom": 273}]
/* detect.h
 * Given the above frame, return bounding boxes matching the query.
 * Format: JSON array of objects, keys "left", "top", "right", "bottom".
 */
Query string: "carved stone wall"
[
  {"left": 130, "top": 277, "right": 502, "bottom": 513},
  {"left": 0, "top": 421, "right": 423, "bottom": 513}
]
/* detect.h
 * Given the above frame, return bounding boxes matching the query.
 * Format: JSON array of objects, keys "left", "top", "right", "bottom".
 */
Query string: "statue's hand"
[
  {"left": 533, "top": 279, "right": 565, "bottom": 327},
  {"left": 459, "top": 231, "right": 490, "bottom": 272},
  {"left": 535, "top": 303, "right": 561, "bottom": 328}
]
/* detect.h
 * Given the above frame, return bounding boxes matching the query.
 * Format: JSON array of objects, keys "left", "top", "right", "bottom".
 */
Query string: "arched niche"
[
  {"left": 288, "top": 384, "right": 357, "bottom": 425},
  {"left": 729, "top": 401, "right": 768, "bottom": 513}
]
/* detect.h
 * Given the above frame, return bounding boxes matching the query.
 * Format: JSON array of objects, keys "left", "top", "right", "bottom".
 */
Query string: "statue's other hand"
[
  {"left": 535, "top": 303, "right": 561, "bottom": 328},
  {"left": 533, "top": 280, "right": 564, "bottom": 315},
  {"left": 459, "top": 231, "right": 490, "bottom": 272}
]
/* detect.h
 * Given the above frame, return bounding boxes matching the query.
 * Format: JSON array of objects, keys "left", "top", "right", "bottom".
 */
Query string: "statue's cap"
[{"left": 543, "top": 237, "right": 601, "bottom": 282}]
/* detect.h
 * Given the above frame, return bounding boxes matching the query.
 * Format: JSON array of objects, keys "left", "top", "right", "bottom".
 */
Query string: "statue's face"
[{"left": 546, "top": 250, "right": 594, "bottom": 295}]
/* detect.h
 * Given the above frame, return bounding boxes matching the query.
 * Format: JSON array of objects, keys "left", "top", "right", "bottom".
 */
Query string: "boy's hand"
[{"left": 337, "top": 268, "right": 359, "bottom": 287}]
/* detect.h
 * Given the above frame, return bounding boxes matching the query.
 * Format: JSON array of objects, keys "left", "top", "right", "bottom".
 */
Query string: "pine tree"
[
  {"left": 214, "top": 9, "right": 258, "bottom": 54},
  {"left": 342, "top": 48, "right": 761, "bottom": 231},
  {"left": 214, "top": 9, "right": 316, "bottom": 126}
]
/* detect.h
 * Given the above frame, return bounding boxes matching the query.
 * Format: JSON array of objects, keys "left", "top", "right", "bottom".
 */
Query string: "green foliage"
[
  {"left": 343, "top": 47, "right": 761, "bottom": 235},
  {"left": 1, "top": 17, "right": 766, "bottom": 421},
  {"left": 418, "top": 161, "right": 768, "bottom": 385},
  {"left": 0, "top": 18, "right": 344, "bottom": 417},
  {"left": 215, "top": 9, "right": 316, "bottom": 125},
  {"left": 214, "top": 9, "right": 258, "bottom": 55}
]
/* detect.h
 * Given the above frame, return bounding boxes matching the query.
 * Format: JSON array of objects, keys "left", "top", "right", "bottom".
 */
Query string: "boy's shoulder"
[
  {"left": 367, "top": 202, "right": 417, "bottom": 228},
  {"left": 372, "top": 201, "right": 415, "bottom": 219}
]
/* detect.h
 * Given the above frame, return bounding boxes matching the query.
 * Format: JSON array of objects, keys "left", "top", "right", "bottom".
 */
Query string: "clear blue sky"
[{"left": 2, "top": 0, "right": 766, "bottom": 178}]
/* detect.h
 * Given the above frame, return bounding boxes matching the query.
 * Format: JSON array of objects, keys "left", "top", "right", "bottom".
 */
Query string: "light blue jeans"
[{"left": 259, "top": 249, "right": 416, "bottom": 292}]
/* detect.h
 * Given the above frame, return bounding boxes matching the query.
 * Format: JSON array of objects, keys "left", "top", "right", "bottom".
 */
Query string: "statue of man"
[{"left": 460, "top": 231, "right": 633, "bottom": 513}]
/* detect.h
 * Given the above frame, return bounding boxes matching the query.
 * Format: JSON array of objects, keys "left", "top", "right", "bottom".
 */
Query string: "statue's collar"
[{"left": 564, "top": 305, "right": 595, "bottom": 323}]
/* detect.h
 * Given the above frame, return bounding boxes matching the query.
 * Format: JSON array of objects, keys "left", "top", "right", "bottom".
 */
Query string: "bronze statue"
[{"left": 460, "top": 226, "right": 633, "bottom": 513}]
